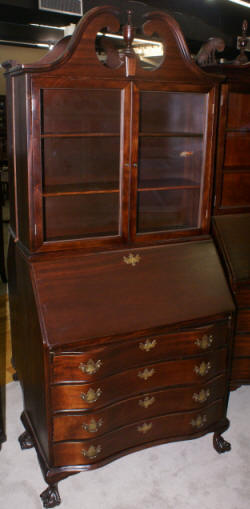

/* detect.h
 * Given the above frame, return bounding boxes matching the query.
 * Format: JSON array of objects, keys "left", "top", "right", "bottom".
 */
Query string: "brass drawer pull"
[
  {"left": 139, "top": 396, "right": 155, "bottom": 409},
  {"left": 81, "top": 388, "right": 102, "bottom": 403},
  {"left": 192, "top": 389, "right": 210, "bottom": 404},
  {"left": 82, "top": 418, "right": 104, "bottom": 433},
  {"left": 195, "top": 334, "right": 214, "bottom": 350},
  {"left": 123, "top": 253, "right": 141, "bottom": 266},
  {"left": 139, "top": 339, "right": 157, "bottom": 352},
  {"left": 137, "top": 422, "right": 152, "bottom": 434},
  {"left": 138, "top": 368, "right": 155, "bottom": 381},
  {"left": 194, "top": 362, "right": 211, "bottom": 377},
  {"left": 191, "top": 415, "right": 207, "bottom": 429},
  {"left": 82, "top": 445, "right": 102, "bottom": 460},
  {"left": 79, "top": 359, "right": 102, "bottom": 375}
]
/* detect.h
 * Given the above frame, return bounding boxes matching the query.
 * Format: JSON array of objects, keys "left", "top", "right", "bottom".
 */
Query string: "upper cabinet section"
[
  {"left": 203, "top": 64, "right": 250, "bottom": 215},
  {"left": 4, "top": 6, "right": 221, "bottom": 253}
]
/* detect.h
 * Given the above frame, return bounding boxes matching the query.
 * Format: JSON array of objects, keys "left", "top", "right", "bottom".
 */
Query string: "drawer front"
[
  {"left": 52, "top": 322, "right": 228, "bottom": 383},
  {"left": 231, "top": 357, "right": 250, "bottom": 383},
  {"left": 233, "top": 334, "right": 250, "bottom": 357},
  {"left": 51, "top": 349, "right": 227, "bottom": 411},
  {"left": 237, "top": 309, "right": 250, "bottom": 333},
  {"left": 53, "top": 375, "right": 227, "bottom": 441},
  {"left": 53, "top": 400, "right": 224, "bottom": 467}
]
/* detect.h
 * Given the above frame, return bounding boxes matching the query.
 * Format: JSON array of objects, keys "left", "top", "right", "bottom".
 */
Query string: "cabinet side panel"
[
  {"left": 5, "top": 77, "right": 17, "bottom": 236},
  {"left": 13, "top": 75, "right": 31, "bottom": 247},
  {"left": 8, "top": 242, "right": 49, "bottom": 460}
]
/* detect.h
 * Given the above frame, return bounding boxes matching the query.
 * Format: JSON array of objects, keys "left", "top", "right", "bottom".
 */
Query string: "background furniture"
[
  {"left": 203, "top": 63, "right": 250, "bottom": 388},
  {"left": 213, "top": 214, "right": 250, "bottom": 388},
  {"left": 4, "top": 7, "right": 234, "bottom": 507}
]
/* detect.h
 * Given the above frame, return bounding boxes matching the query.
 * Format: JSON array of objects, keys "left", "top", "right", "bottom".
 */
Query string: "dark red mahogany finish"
[
  {"left": 212, "top": 214, "right": 250, "bottom": 388},
  {"left": 4, "top": 7, "right": 234, "bottom": 507},
  {"left": 204, "top": 63, "right": 250, "bottom": 215},
  {"left": 203, "top": 63, "right": 250, "bottom": 387}
]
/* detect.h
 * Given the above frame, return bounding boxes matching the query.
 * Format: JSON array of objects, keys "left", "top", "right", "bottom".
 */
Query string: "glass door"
[
  {"left": 37, "top": 81, "right": 130, "bottom": 245},
  {"left": 131, "top": 85, "right": 209, "bottom": 241}
]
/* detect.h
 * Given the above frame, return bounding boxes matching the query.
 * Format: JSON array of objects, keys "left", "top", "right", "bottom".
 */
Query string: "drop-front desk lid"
[
  {"left": 32, "top": 240, "right": 234, "bottom": 348},
  {"left": 212, "top": 214, "right": 250, "bottom": 285}
]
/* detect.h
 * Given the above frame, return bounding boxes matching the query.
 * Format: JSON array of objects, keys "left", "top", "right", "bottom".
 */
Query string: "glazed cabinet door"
[
  {"left": 30, "top": 78, "right": 131, "bottom": 251},
  {"left": 130, "top": 83, "right": 216, "bottom": 242},
  {"left": 214, "top": 83, "right": 250, "bottom": 214}
]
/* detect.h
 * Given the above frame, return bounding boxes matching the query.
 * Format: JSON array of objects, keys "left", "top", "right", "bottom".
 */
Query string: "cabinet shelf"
[
  {"left": 138, "top": 178, "right": 200, "bottom": 192},
  {"left": 225, "top": 128, "right": 250, "bottom": 133},
  {"left": 42, "top": 132, "right": 120, "bottom": 138},
  {"left": 43, "top": 183, "right": 119, "bottom": 196},
  {"left": 139, "top": 132, "right": 203, "bottom": 138}
]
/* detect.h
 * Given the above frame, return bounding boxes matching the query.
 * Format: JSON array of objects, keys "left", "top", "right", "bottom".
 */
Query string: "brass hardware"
[
  {"left": 82, "top": 418, "right": 104, "bottom": 433},
  {"left": 192, "top": 389, "right": 210, "bottom": 404},
  {"left": 139, "top": 338, "right": 157, "bottom": 352},
  {"left": 138, "top": 368, "right": 155, "bottom": 381},
  {"left": 82, "top": 445, "right": 102, "bottom": 460},
  {"left": 194, "top": 362, "right": 211, "bottom": 377},
  {"left": 81, "top": 388, "right": 102, "bottom": 403},
  {"left": 195, "top": 334, "right": 214, "bottom": 350},
  {"left": 139, "top": 396, "right": 155, "bottom": 409},
  {"left": 180, "top": 151, "right": 194, "bottom": 157},
  {"left": 79, "top": 359, "right": 102, "bottom": 375},
  {"left": 137, "top": 422, "right": 152, "bottom": 434},
  {"left": 190, "top": 415, "right": 207, "bottom": 429},
  {"left": 123, "top": 253, "right": 141, "bottom": 266},
  {"left": 133, "top": 163, "right": 138, "bottom": 167}
]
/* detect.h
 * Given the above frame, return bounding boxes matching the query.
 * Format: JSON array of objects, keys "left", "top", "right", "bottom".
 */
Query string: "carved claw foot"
[
  {"left": 18, "top": 430, "right": 34, "bottom": 449},
  {"left": 40, "top": 484, "right": 61, "bottom": 508},
  {"left": 213, "top": 432, "right": 231, "bottom": 454}
]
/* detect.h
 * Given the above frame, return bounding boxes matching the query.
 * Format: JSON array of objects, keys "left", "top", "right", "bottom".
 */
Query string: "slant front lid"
[
  {"left": 32, "top": 240, "right": 234, "bottom": 347},
  {"left": 213, "top": 214, "right": 250, "bottom": 283}
]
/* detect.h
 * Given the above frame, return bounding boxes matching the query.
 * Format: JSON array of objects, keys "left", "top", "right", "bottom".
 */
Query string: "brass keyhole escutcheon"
[
  {"left": 139, "top": 396, "right": 155, "bottom": 409},
  {"left": 137, "top": 422, "right": 152, "bottom": 434},
  {"left": 123, "top": 253, "right": 141, "bottom": 266},
  {"left": 139, "top": 338, "right": 157, "bottom": 352},
  {"left": 138, "top": 368, "right": 155, "bottom": 381}
]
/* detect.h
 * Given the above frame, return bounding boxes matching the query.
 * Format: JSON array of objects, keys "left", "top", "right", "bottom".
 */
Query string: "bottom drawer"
[
  {"left": 53, "top": 400, "right": 224, "bottom": 467},
  {"left": 231, "top": 357, "right": 250, "bottom": 383}
]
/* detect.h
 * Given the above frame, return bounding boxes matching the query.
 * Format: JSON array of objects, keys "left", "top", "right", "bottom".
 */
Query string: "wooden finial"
[
  {"left": 235, "top": 19, "right": 248, "bottom": 64},
  {"left": 122, "top": 10, "right": 136, "bottom": 77}
]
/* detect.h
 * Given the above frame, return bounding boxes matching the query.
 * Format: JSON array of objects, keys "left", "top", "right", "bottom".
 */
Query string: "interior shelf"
[
  {"left": 139, "top": 132, "right": 203, "bottom": 138},
  {"left": 43, "top": 182, "right": 120, "bottom": 196},
  {"left": 138, "top": 178, "right": 200, "bottom": 191},
  {"left": 41, "top": 132, "right": 120, "bottom": 138}
]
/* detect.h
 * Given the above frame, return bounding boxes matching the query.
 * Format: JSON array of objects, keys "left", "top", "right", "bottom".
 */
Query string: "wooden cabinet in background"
[
  {"left": 4, "top": 7, "right": 235, "bottom": 507},
  {"left": 213, "top": 213, "right": 250, "bottom": 387},
  {"left": 204, "top": 64, "right": 250, "bottom": 215}
]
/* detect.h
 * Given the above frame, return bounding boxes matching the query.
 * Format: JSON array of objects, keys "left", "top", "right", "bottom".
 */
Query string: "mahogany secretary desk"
[
  {"left": 4, "top": 7, "right": 235, "bottom": 507},
  {"left": 204, "top": 62, "right": 250, "bottom": 388}
]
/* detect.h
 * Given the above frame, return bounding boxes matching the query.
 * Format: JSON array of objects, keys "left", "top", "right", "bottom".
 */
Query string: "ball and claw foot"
[
  {"left": 18, "top": 430, "right": 34, "bottom": 449},
  {"left": 40, "top": 484, "right": 61, "bottom": 508},
  {"left": 213, "top": 432, "right": 231, "bottom": 454}
]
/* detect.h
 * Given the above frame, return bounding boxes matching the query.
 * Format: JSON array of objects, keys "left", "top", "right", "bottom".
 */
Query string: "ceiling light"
[{"left": 228, "top": 0, "right": 250, "bottom": 7}]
